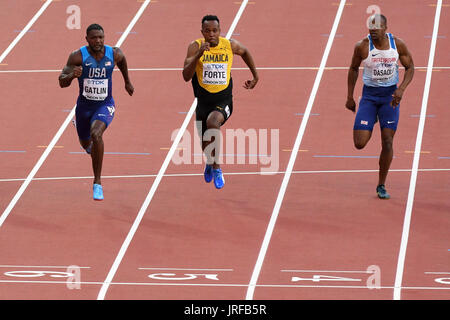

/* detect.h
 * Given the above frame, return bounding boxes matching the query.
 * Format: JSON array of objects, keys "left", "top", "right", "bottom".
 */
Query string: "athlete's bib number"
[
  {"left": 202, "top": 63, "right": 228, "bottom": 85},
  {"left": 83, "top": 78, "right": 108, "bottom": 101},
  {"left": 371, "top": 58, "right": 397, "bottom": 82},
  {"left": 372, "top": 66, "right": 396, "bottom": 81}
]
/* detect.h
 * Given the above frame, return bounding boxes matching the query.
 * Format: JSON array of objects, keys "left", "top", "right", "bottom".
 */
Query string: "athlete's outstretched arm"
[
  {"left": 114, "top": 47, "right": 134, "bottom": 96},
  {"left": 346, "top": 40, "right": 364, "bottom": 112},
  {"left": 59, "top": 50, "right": 82, "bottom": 88},
  {"left": 230, "top": 39, "right": 258, "bottom": 89},
  {"left": 391, "top": 38, "right": 414, "bottom": 107}
]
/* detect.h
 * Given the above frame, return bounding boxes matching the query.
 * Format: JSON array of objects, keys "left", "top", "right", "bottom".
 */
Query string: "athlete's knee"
[
  {"left": 206, "top": 113, "right": 223, "bottom": 129},
  {"left": 90, "top": 128, "right": 104, "bottom": 142},
  {"left": 354, "top": 141, "right": 366, "bottom": 150},
  {"left": 353, "top": 130, "right": 371, "bottom": 149},
  {"left": 354, "top": 137, "right": 369, "bottom": 149},
  {"left": 381, "top": 136, "right": 394, "bottom": 151},
  {"left": 90, "top": 121, "right": 106, "bottom": 142}
]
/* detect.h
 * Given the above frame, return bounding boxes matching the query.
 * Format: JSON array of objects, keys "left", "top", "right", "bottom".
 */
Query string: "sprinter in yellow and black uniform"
[{"left": 183, "top": 15, "right": 258, "bottom": 189}]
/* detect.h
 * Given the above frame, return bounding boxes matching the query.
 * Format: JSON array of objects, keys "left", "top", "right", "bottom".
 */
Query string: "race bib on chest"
[
  {"left": 202, "top": 63, "right": 228, "bottom": 85},
  {"left": 371, "top": 57, "right": 397, "bottom": 81},
  {"left": 83, "top": 78, "right": 108, "bottom": 101}
]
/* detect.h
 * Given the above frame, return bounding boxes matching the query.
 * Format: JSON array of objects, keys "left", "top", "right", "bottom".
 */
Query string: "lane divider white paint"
[
  {"left": 0, "top": 0, "right": 53, "bottom": 63},
  {"left": 0, "top": 0, "right": 152, "bottom": 228},
  {"left": 393, "top": 0, "right": 442, "bottom": 301},
  {"left": 245, "top": 0, "right": 347, "bottom": 300},
  {"left": 96, "top": 0, "right": 250, "bottom": 300}
]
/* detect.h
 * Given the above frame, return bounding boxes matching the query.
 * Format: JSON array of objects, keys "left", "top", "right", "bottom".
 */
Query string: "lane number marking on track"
[
  {"left": 0, "top": 265, "right": 86, "bottom": 289},
  {"left": 424, "top": 272, "right": 450, "bottom": 285},
  {"left": 281, "top": 267, "right": 381, "bottom": 289},
  {"left": 147, "top": 273, "right": 219, "bottom": 281},
  {"left": 138, "top": 267, "right": 233, "bottom": 283}
]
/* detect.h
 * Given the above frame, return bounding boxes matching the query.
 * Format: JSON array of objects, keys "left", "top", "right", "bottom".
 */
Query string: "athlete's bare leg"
[
  {"left": 353, "top": 129, "right": 372, "bottom": 150},
  {"left": 378, "top": 128, "right": 395, "bottom": 186},
  {"left": 89, "top": 120, "right": 107, "bottom": 185},
  {"left": 202, "top": 111, "right": 224, "bottom": 169}
]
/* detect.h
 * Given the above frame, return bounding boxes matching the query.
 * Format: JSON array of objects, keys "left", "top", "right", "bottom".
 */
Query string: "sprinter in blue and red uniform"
[
  {"left": 59, "top": 24, "right": 134, "bottom": 200},
  {"left": 346, "top": 14, "right": 414, "bottom": 199}
]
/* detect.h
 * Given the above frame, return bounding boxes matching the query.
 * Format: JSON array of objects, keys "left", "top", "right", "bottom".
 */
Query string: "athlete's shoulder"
[
  {"left": 70, "top": 48, "right": 83, "bottom": 56},
  {"left": 358, "top": 37, "right": 370, "bottom": 47},
  {"left": 67, "top": 48, "right": 83, "bottom": 65},
  {"left": 392, "top": 35, "right": 406, "bottom": 47},
  {"left": 221, "top": 37, "right": 232, "bottom": 46},
  {"left": 352, "top": 38, "right": 368, "bottom": 58},
  {"left": 111, "top": 46, "right": 122, "bottom": 54},
  {"left": 393, "top": 36, "right": 410, "bottom": 55},
  {"left": 186, "top": 39, "right": 201, "bottom": 50}
]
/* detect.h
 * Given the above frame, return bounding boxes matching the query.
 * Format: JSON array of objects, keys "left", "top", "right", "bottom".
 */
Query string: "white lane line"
[
  {"left": 281, "top": 270, "right": 374, "bottom": 274},
  {"left": 0, "top": 0, "right": 53, "bottom": 63},
  {"left": 138, "top": 267, "right": 234, "bottom": 271},
  {"left": 0, "top": 66, "right": 447, "bottom": 73},
  {"left": 0, "top": 279, "right": 448, "bottom": 291},
  {"left": 0, "top": 0, "right": 152, "bottom": 228},
  {"left": 393, "top": 0, "right": 443, "bottom": 301},
  {"left": 424, "top": 272, "right": 450, "bottom": 275},
  {"left": 0, "top": 265, "right": 90, "bottom": 269},
  {"left": 1, "top": 168, "right": 449, "bottom": 183},
  {"left": 245, "top": 0, "right": 347, "bottom": 300},
  {"left": 96, "top": 0, "right": 250, "bottom": 300}
]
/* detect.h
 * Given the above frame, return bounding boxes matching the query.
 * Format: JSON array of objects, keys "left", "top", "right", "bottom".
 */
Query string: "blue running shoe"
[
  {"left": 204, "top": 164, "right": 213, "bottom": 183},
  {"left": 376, "top": 184, "right": 390, "bottom": 199},
  {"left": 213, "top": 168, "right": 225, "bottom": 189},
  {"left": 93, "top": 183, "right": 104, "bottom": 201}
]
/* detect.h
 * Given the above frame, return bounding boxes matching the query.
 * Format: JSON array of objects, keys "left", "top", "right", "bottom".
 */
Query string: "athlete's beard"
[{"left": 89, "top": 44, "right": 104, "bottom": 53}]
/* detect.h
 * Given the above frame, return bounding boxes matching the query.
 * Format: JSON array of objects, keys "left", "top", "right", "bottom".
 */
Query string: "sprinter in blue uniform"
[
  {"left": 59, "top": 24, "right": 134, "bottom": 200},
  {"left": 346, "top": 14, "right": 414, "bottom": 199}
]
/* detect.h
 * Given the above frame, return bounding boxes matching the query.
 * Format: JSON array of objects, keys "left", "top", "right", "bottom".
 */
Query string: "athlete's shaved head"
[
  {"left": 368, "top": 14, "right": 387, "bottom": 30},
  {"left": 86, "top": 23, "right": 104, "bottom": 36},
  {"left": 368, "top": 13, "right": 388, "bottom": 42},
  {"left": 202, "top": 15, "right": 220, "bottom": 26}
]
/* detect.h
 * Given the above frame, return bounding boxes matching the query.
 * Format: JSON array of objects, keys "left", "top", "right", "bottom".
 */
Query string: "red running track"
[{"left": 0, "top": 0, "right": 448, "bottom": 301}]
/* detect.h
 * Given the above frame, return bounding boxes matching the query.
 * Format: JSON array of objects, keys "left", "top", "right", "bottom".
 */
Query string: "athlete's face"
[
  {"left": 368, "top": 18, "right": 386, "bottom": 41},
  {"left": 201, "top": 20, "right": 220, "bottom": 47},
  {"left": 86, "top": 29, "right": 105, "bottom": 52}
]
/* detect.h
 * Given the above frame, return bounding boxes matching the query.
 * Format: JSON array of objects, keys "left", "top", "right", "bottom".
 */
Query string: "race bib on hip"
[
  {"left": 82, "top": 78, "right": 108, "bottom": 101},
  {"left": 202, "top": 63, "right": 228, "bottom": 85}
]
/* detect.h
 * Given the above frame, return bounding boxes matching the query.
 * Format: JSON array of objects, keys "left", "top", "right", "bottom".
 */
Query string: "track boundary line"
[
  {"left": 0, "top": 279, "right": 448, "bottom": 291},
  {"left": 96, "top": 0, "right": 250, "bottom": 300},
  {"left": 245, "top": 0, "right": 347, "bottom": 300},
  {"left": 393, "top": 0, "right": 443, "bottom": 300},
  {"left": 0, "top": 0, "right": 53, "bottom": 63},
  {"left": 1, "top": 168, "right": 449, "bottom": 183},
  {"left": 0, "top": 0, "right": 152, "bottom": 228}
]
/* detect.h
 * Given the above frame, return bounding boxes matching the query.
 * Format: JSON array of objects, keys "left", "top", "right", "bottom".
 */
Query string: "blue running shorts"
[
  {"left": 75, "top": 98, "right": 115, "bottom": 141},
  {"left": 353, "top": 85, "right": 399, "bottom": 131}
]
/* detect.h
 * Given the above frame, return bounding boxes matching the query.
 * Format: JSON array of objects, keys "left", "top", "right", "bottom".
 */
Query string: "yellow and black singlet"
[{"left": 192, "top": 37, "right": 233, "bottom": 100}]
